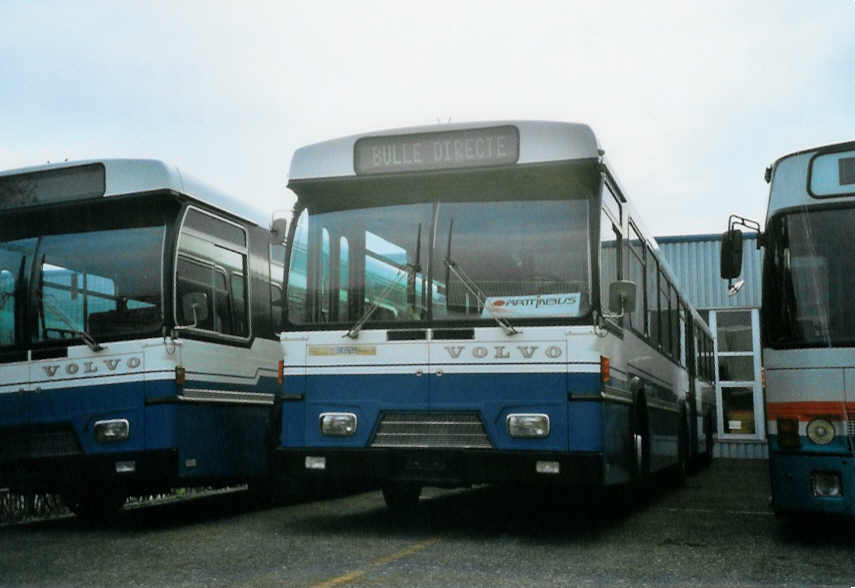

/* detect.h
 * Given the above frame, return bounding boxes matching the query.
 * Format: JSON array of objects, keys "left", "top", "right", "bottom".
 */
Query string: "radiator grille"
[
  {"left": 0, "top": 425, "right": 82, "bottom": 462},
  {"left": 371, "top": 412, "right": 493, "bottom": 449},
  {"left": 848, "top": 417, "right": 855, "bottom": 446}
]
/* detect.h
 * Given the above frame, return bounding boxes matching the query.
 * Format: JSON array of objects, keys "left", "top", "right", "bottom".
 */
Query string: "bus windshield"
[
  {"left": 763, "top": 205, "right": 855, "bottom": 348},
  {"left": 0, "top": 199, "right": 172, "bottom": 351},
  {"left": 287, "top": 178, "right": 593, "bottom": 328}
]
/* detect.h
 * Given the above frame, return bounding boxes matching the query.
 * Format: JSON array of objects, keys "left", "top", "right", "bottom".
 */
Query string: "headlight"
[
  {"left": 319, "top": 412, "right": 357, "bottom": 436},
  {"left": 507, "top": 413, "right": 550, "bottom": 438},
  {"left": 811, "top": 471, "right": 842, "bottom": 497},
  {"left": 806, "top": 418, "right": 835, "bottom": 445},
  {"left": 94, "top": 419, "right": 130, "bottom": 443}
]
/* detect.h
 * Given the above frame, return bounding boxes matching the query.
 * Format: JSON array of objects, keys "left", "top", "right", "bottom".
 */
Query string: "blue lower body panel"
[
  {"left": 770, "top": 451, "right": 855, "bottom": 516},
  {"left": 278, "top": 371, "right": 608, "bottom": 487},
  {"left": 0, "top": 378, "right": 274, "bottom": 494}
]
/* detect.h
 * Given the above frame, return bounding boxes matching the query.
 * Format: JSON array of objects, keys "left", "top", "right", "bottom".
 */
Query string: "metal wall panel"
[
  {"left": 714, "top": 439, "right": 769, "bottom": 459},
  {"left": 658, "top": 234, "right": 769, "bottom": 460},
  {"left": 656, "top": 234, "right": 763, "bottom": 309}
]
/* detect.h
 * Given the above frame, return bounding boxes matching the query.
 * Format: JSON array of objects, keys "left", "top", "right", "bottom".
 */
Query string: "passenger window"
[
  {"left": 646, "top": 250, "right": 659, "bottom": 344},
  {"left": 176, "top": 208, "right": 249, "bottom": 337},
  {"left": 339, "top": 237, "right": 349, "bottom": 320},
  {"left": 600, "top": 208, "right": 621, "bottom": 317},
  {"left": 659, "top": 270, "right": 671, "bottom": 354},
  {"left": 270, "top": 243, "right": 286, "bottom": 333},
  {"left": 625, "top": 224, "right": 645, "bottom": 334}
]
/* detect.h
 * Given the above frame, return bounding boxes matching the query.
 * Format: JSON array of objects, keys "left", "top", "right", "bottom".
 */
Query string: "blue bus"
[
  {"left": 722, "top": 140, "right": 855, "bottom": 516},
  {"left": 0, "top": 159, "right": 285, "bottom": 517},
  {"left": 276, "top": 122, "right": 716, "bottom": 509}
]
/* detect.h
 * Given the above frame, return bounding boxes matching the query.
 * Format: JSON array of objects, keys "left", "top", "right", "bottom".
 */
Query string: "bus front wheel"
[
  {"left": 382, "top": 483, "right": 422, "bottom": 511},
  {"left": 63, "top": 486, "right": 126, "bottom": 521}
]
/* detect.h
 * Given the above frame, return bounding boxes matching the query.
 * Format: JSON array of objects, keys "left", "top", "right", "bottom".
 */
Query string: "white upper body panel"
[
  {"left": 0, "top": 158, "right": 269, "bottom": 227},
  {"left": 288, "top": 121, "right": 601, "bottom": 181}
]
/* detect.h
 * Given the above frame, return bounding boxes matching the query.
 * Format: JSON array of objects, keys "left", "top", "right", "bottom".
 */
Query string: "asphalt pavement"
[{"left": 1, "top": 459, "right": 853, "bottom": 587}]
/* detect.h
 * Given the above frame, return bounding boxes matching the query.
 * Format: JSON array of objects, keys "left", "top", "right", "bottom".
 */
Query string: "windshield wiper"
[
  {"left": 40, "top": 294, "right": 105, "bottom": 352},
  {"left": 443, "top": 217, "right": 519, "bottom": 336},
  {"left": 34, "top": 259, "right": 104, "bottom": 352},
  {"left": 444, "top": 257, "right": 519, "bottom": 336},
  {"left": 344, "top": 262, "right": 420, "bottom": 339}
]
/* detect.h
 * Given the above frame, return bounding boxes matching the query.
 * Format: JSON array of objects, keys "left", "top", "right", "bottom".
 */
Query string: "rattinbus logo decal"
[{"left": 481, "top": 293, "right": 581, "bottom": 318}]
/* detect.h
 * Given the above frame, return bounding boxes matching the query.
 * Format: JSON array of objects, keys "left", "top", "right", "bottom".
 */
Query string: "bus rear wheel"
[
  {"left": 630, "top": 397, "right": 651, "bottom": 495},
  {"left": 381, "top": 483, "right": 422, "bottom": 511},
  {"left": 674, "top": 410, "right": 690, "bottom": 486}
]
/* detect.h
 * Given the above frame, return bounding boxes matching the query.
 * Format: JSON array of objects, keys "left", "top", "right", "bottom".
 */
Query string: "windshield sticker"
[{"left": 481, "top": 293, "right": 581, "bottom": 318}]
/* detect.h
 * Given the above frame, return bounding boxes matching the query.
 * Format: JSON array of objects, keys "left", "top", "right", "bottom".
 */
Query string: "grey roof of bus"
[
  {"left": 288, "top": 120, "right": 602, "bottom": 181},
  {"left": 766, "top": 139, "right": 855, "bottom": 220},
  {"left": 0, "top": 158, "right": 270, "bottom": 227}
]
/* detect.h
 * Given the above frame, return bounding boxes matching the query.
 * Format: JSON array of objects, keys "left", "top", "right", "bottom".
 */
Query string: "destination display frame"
[{"left": 354, "top": 125, "right": 520, "bottom": 176}]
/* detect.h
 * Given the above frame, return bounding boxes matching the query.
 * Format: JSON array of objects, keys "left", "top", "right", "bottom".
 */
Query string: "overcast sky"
[{"left": 2, "top": 0, "right": 853, "bottom": 236}]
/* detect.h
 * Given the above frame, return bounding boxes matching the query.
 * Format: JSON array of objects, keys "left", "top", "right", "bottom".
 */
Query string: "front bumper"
[
  {"left": 275, "top": 447, "right": 604, "bottom": 488},
  {"left": 770, "top": 452, "right": 855, "bottom": 516},
  {"left": 0, "top": 450, "right": 178, "bottom": 495}
]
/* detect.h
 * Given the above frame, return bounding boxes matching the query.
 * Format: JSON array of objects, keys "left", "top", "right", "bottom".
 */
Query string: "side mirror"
[
  {"left": 180, "top": 292, "right": 209, "bottom": 327},
  {"left": 270, "top": 218, "right": 288, "bottom": 244},
  {"left": 608, "top": 280, "right": 637, "bottom": 315},
  {"left": 720, "top": 229, "right": 743, "bottom": 279}
]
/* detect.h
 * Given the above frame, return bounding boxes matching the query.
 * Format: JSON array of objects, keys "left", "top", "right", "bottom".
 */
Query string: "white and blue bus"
[
  {"left": 0, "top": 159, "right": 285, "bottom": 517},
  {"left": 276, "top": 121, "right": 716, "bottom": 509},
  {"left": 722, "top": 140, "right": 855, "bottom": 516}
]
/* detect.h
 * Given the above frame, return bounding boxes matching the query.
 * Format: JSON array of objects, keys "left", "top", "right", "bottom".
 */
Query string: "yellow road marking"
[
  {"left": 655, "top": 507, "right": 773, "bottom": 516},
  {"left": 312, "top": 537, "right": 440, "bottom": 588}
]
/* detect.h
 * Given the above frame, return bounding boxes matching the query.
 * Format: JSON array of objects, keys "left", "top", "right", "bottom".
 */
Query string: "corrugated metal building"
[{"left": 657, "top": 233, "right": 768, "bottom": 459}]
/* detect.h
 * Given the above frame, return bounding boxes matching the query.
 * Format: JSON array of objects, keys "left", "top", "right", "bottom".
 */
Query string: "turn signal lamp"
[
  {"left": 175, "top": 366, "right": 186, "bottom": 386},
  {"left": 277, "top": 360, "right": 284, "bottom": 385},
  {"left": 777, "top": 418, "right": 801, "bottom": 449},
  {"left": 600, "top": 356, "right": 610, "bottom": 383}
]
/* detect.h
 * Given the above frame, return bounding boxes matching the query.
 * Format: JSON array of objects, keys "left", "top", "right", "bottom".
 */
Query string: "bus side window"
[
  {"left": 270, "top": 243, "right": 286, "bottom": 333},
  {"left": 287, "top": 209, "right": 309, "bottom": 323},
  {"left": 600, "top": 208, "right": 621, "bottom": 318},
  {"left": 659, "top": 270, "right": 672, "bottom": 355},
  {"left": 646, "top": 248, "right": 659, "bottom": 345},
  {"left": 176, "top": 208, "right": 249, "bottom": 337},
  {"left": 625, "top": 223, "right": 646, "bottom": 334}
]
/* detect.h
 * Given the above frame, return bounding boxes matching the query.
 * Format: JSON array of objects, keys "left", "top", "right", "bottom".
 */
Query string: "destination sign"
[
  {"left": 354, "top": 125, "right": 519, "bottom": 175},
  {"left": 839, "top": 157, "right": 855, "bottom": 186},
  {"left": 809, "top": 149, "right": 855, "bottom": 197},
  {"left": 0, "top": 163, "right": 105, "bottom": 211}
]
